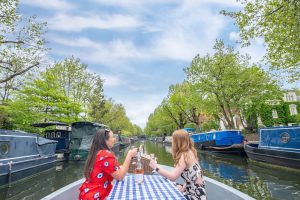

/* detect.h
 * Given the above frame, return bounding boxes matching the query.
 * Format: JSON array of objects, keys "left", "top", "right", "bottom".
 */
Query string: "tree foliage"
[
  {"left": 222, "top": 0, "right": 300, "bottom": 81},
  {"left": 5, "top": 70, "right": 82, "bottom": 132},
  {"left": 0, "top": 0, "right": 47, "bottom": 96},
  {"left": 185, "top": 40, "right": 281, "bottom": 130},
  {"left": 259, "top": 101, "right": 300, "bottom": 127},
  {"left": 47, "top": 57, "right": 105, "bottom": 119},
  {"left": 144, "top": 105, "right": 177, "bottom": 136}
]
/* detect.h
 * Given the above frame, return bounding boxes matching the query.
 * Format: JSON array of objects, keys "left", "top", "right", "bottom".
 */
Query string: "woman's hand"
[
  {"left": 149, "top": 158, "right": 158, "bottom": 170},
  {"left": 127, "top": 148, "right": 138, "bottom": 158}
]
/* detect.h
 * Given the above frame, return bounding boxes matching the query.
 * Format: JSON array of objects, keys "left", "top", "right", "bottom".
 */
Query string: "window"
[
  {"left": 272, "top": 109, "right": 278, "bottom": 119},
  {"left": 289, "top": 104, "right": 298, "bottom": 115},
  {"left": 0, "top": 142, "right": 9, "bottom": 155}
]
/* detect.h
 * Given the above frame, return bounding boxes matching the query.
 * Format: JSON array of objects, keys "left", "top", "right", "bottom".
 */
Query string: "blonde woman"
[{"left": 149, "top": 129, "right": 206, "bottom": 200}]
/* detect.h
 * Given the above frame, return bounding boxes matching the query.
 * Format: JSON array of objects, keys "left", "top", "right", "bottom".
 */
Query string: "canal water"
[{"left": 1, "top": 140, "right": 299, "bottom": 200}]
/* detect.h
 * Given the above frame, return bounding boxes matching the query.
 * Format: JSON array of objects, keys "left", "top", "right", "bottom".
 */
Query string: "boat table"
[{"left": 107, "top": 175, "right": 186, "bottom": 200}]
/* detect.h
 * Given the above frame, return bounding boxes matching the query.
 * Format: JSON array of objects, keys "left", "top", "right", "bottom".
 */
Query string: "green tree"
[
  {"left": 185, "top": 40, "right": 281, "bottom": 130},
  {"left": 168, "top": 82, "right": 217, "bottom": 131},
  {"left": 92, "top": 99, "right": 135, "bottom": 135},
  {"left": 144, "top": 105, "right": 177, "bottom": 136},
  {"left": 0, "top": 0, "right": 47, "bottom": 101},
  {"left": 47, "top": 57, "right": 105, "bottom": 119},
  {"left": 5, "top": 70, "right": 81, "bottom": 132},
  {"left": 222, "top": 0, "right": 300, "bottom": 81}
]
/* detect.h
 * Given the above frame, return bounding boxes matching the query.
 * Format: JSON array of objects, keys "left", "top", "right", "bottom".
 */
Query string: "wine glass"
[
  {"left": 130, "top": 146, "right": 137, "bottom": 165},
  {"left": 150, "top": 154, "right": 157, "bottom": 174}
]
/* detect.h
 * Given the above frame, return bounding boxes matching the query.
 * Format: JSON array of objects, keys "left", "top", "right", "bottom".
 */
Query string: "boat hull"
[
  {"left": 245, "top": 143, "right": 300, "bottom": 169},
  {"left": 0, "top": 155, "right": 56, "bottom": 187},
  {"left": 194, "top": 141, "right": 245, "bottom": 155}
]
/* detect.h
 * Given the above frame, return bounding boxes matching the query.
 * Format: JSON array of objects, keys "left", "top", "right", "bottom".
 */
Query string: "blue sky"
[{"left": 19, "top": 0, "right": 279, "bottom": 128}]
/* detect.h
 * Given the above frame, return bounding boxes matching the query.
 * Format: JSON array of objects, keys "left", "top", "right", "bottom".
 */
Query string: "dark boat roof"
[
  {"left": 0, "top": 129, "right": 38, "bottom": 137},
  {"left": 0, "top": 129, "right": 57, "bottom": 144},
  {"left": 71, "top": 121, "right": 108, "bottom": 128},
  {"left": 31, "top": 121, "right": 68, "bottom": 128}
]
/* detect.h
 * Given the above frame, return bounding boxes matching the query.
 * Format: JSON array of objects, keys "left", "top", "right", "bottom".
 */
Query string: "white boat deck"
[{"left": 42, "top": 175, "right": 255, "bottom": 200}]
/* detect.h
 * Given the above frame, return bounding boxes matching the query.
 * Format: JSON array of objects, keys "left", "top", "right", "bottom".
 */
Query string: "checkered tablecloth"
[{"left": 107, "top": 175, "right": 186, "bottom": 200}]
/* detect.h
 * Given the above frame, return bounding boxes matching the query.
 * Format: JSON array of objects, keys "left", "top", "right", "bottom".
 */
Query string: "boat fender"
[{"left": 75, "top": 154, "right": 81, "bottom": 161}]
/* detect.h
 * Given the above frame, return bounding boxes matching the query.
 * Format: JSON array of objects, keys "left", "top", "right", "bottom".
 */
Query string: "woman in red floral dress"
[{"left": 79, "top": 128, "right": 137, "bottom": 200}]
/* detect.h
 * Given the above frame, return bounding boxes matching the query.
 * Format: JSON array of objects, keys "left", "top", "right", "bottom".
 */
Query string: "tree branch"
[
  {"left": 0, "top": 62, "right": 39, "bottom": 84},
  {"left": 266, "top": 5, "right": 284, "bottom": 16},
  {"left": 0, "top": 40, "right": 24, "bottom": 44},
  {"left": 0, "top": 65, "right": 14, "bottom": 72}
]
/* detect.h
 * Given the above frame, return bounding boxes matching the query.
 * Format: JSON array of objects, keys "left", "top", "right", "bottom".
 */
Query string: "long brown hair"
[
  {"left": 84, "top": 128, "right": 110, "bottom": 180},
  {"left": 172, "top": 129, "right": 198, "bottom": 166}
]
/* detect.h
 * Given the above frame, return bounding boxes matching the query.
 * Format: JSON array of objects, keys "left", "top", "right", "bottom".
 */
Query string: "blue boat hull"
[
  {"left": 191, "top": 130, "right": 244, "bottom": 155},
  {"left": 245, "top": 143, "right": 300, "bottom": 169},
  {"left": 0, "top": 155, "right": 56, "bottom": 187},
  {"left": 194, "top": 141, "right": 245, "bottom": 155}
]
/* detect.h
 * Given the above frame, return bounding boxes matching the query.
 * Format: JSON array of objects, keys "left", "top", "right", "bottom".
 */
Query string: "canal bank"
[{"left": 0, "top": 140, "right": 299, "bottom": 200}]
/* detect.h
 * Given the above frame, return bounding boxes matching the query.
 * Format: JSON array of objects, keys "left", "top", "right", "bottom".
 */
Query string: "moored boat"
[
  {"left": 245, "top": 126, "right": 300, "bottom": 169},
  {"left": 0, "top": 130, "right": 57, "bottom": 187},
  {"left": 191, "top": 130, "right": 245, "bottom": 155},
  {"left": 32, "top": 122, "right": 71, "bottom": 162},
  {"left": 69, "top": 121, "right": 120, "bottom": 161}
]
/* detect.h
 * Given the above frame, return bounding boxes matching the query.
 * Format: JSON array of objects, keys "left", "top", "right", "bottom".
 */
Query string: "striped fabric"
[{"left": 107, "top": 175, "right": 186, "bottom": 200}]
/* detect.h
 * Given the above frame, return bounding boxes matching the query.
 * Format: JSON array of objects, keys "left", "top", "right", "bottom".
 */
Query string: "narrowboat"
[
  {"left": 0, "top": 130, "right": 57, "bottom": 187},
  {"left": 191, "top": 130, "right": 245, "bottom": 155},
  {"left": 32, "top": 122, "right": 71, "bottom": 161},
  {"left": 245, "top": 126, "right": 300, "bottom": 169},
  {"left": 69, "top": 121, "right": 120, "bottom": 161}
]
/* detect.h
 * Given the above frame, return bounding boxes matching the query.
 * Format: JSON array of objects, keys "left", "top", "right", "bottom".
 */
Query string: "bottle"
[{"left": 134, "top": 149, "right": 144, "bottom": 184}]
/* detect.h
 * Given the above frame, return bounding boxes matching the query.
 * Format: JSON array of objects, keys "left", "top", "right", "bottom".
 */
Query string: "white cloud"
[
  {"left": 101, "top": 73, "right": 126, "bottom": 87},
  {"left": 148, "top": 1, "right": 227, "bottom": 60},
  {"left": 48, "top": 13, "right": 141, "bottom": 31},
  {"left": 50, "top": 0, "right": 228, "bottom": 64},
  {"left": 50, "top": 36, "right": 148, "bottom": 68},
  {"left": 229, "top": 31, "right": 241, "bottom": 41},
  {"left": 122, "top": 95, "right": 163, "bottom": 128},
  {"left": 50, "top": 36, "right": 100, "bottom": 49},
  {"left": 238, "top": 38, "right": 266, "bottom": 63},
  {"left": 91, "top": 0, "right": 241, "bottom": 8},
  {"left": 200, "top": 0, "right": 241, "bottom": 7},
  {"left": 21, "top": 0, "right": 75, "bottom": 10}
]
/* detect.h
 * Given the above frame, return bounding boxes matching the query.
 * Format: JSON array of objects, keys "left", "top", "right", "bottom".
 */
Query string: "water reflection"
[
  {"left": 197, "top": 151, "right": 300, "bottom": 200},
  {"left": 0, "top": 162, "right": 85, "bottom": 200}
]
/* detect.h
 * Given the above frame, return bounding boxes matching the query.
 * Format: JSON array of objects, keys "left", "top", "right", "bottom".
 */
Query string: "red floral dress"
[{"left": 79, "top": 150, "right": 120, "bottom": 200}]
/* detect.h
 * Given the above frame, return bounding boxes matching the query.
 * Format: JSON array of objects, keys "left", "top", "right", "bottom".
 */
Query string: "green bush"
[{"left": 259, "top": 102, "right": 300, "bottom": 127}]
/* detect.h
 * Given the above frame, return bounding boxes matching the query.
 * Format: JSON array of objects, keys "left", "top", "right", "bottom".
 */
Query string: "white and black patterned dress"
[{"left": 181, "top": 162, "right": 206, "bottom": 200}]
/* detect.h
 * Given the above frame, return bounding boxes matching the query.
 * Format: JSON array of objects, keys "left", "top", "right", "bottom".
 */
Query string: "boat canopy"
[{"left": 70, "top": 121, "right": 108, "bottom": 151}]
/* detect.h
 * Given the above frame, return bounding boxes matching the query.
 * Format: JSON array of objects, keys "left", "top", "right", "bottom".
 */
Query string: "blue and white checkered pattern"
[{"left": 107, "top": 175, "right": 186, "bottom": 200}]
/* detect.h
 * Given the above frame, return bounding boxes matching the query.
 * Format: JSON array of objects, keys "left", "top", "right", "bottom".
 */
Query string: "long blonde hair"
[{"left": 172, "top": 129, "right": 198, "bottom": 166}]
